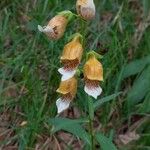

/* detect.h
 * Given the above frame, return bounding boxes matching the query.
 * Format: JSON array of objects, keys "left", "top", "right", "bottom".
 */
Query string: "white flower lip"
[
  {"left": 38, "top": 25, "right": 53, "bottom": 33},
  {"left": 87, "top": 0, "right": 95, "bottom": 10},
  {"left": 56, "top": 98, "right": 70, "bottom": 114},
  {"left": 58, "top": 67, "right": 76, "bottom": 81},
  {"left": 84, "top": 85, "right": 102, "bottom": 99}
]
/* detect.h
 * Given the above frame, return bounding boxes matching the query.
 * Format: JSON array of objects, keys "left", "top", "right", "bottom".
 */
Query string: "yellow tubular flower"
[
  {"left": 76, "top": 0, "right": 95, "bottom": 20},
  {"left": 38, "top": 10, "right": 74, "bottom": 40},
  {"left": 83, "top": 55, "right": 103, "bottom": 99},
  {"left": 38, "top": 15, "right": 68, "bottom": 40},
  {"left": 58, "top": 34, "right": 83, "bottom": 81},
  {"left": 56, "top": 77, "right": 77, "bottom": 113}
]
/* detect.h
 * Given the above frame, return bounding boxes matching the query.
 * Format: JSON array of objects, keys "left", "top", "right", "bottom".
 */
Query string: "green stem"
[
  {"left": 79, "top": 15, "right": 95, "bottom": 149},
  {"left": 88, "top": 95, "right": 95, "bottom": 150},
  {"left": 79, "top": 18, "right": 87, "bottom": 47}
]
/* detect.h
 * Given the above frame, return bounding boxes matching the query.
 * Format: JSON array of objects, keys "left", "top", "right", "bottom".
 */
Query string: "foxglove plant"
[{"left": 38, "top": 0, "right": 103, "bottom": 149}]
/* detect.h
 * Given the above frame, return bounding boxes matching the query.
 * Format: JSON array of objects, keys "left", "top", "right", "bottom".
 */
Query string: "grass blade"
[{"left": 94, "top": 92, "right": 122, "bottom": 110}]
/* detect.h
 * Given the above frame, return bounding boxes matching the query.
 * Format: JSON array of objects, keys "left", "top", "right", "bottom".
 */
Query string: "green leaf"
[
  {"left": 143, "top": 0, "right": 150, "bottom": 17},
  {"left": 48, "top": 117, "right": 91, "bottom": 145},
  {"left": 96, "top": 133, "right": 118, "bottom": 150},
  {"left": 87, "top": 95, "right": 94, "bottom": 120},
  {"left": 109, "top": 129, "right": 115, "bottom": 141},
  {"left": 94, "top": 92, "right": 121, "bottom": 110},
  {"left": 26, "top": 20, "right": 39, "bottom": 31},
  {"left": 138, "top": 92, "right": 150, "bottom": 113},
  {"left": 122, "top": 56, "right": 150, "bottom": 79},
  {"left": 127, "top": 66, "right": 150, "bottom": 107}
]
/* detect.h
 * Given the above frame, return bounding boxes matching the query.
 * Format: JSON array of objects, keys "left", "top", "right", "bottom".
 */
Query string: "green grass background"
[{"left": 0, "top": 0, "right": 150, "bottom": 149}]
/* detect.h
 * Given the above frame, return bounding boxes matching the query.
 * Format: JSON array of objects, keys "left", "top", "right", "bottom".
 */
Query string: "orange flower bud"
[
  {"left": 38, "top": 15, "right": 67, "bottom": 40},
  {"left": 76, "top": 0, "right": 95, "bottom": 20},
  {"left": 56, "top": 77, "right": 77, "bottom": 113},
  {"left": 58, "top": 34, "right": 83, "bottom": 81},
  {"left": 83, "top": 55, "right": 103, "bottom": 99}
]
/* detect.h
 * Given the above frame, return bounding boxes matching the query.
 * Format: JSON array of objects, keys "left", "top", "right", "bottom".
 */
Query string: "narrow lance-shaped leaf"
[
  {"left": 122, "top": 56, "right": 150, "bottom": 79},
  {"left": 96, "top": 133, "right": 118, "bottom": 150},
  {"left": 48, "top": 117, "right": 91, "bottom": 145},
  {"left": 127, "top": 66, "right": 150, "bottom": 108},
  {"left": 94, "top": 92, "right": 121, "bottom": 110},
  {"left": 143, "top": 0, "right": 150, "bottom": 17}
]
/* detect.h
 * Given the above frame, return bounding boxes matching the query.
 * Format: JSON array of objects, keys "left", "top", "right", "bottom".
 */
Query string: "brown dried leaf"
[
  {"left": 0, "top": 80, "right": 18, "bottom": 98},
  {"left": 4, "top": 36, "right": 13, "bottom": 49},
  {"left": 132, "top": 11, "right": 150, "bottom": 49},
  {"left": 118, "top": 131, "right": 140, "bottom": 145},
  {"left": 20, "top": 11, "right": 31, "bottom": 23}
]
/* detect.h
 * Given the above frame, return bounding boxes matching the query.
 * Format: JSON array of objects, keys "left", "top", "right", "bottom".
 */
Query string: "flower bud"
[
  {"left": 58, "top": 33, "right": 83, "bottom": 81},
  {"left": 56, "top": 77, "right": 77, "bottom": 113},
  {"left": 76, "top": 0, "right": 95, "bottom": 20},
  {"left": 83, "top": 54, "right": 103, "bottom": 99},
  {"left": 38, "top": 11, "right": 73, "bottom": 40}
]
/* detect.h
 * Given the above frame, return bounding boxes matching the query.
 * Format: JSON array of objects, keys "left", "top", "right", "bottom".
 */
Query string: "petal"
[
  {"left": 79, "top": 0, "right": 95, "bottom": 20},
  {"left": 38, "top": 25, "right": 44, "bottom": 32},
  {"left": 58, "top": 68, "right": 76, "bottom": 81},
  {"left": 86, "top": 0, "right": 95, "bottom": 9},
  {"left": 38, "top": 25, "right": 53, "bottom": 33},
  {"left": 84, "top": 85, "right": 102, "bottom": 99},
  {"left": 56, "top": 98, "right": 70, "bottom": 114}
]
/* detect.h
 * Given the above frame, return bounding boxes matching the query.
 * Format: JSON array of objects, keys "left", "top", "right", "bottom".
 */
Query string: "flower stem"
[
  {"left": 79, "top": 15, "right": 95, "bottom": 149},
  {"left": 88, "top": 95, "right": 95, "bottom": 150},
  {"left": 79, "top": 18, "right": 87, "bottom": 47}
]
